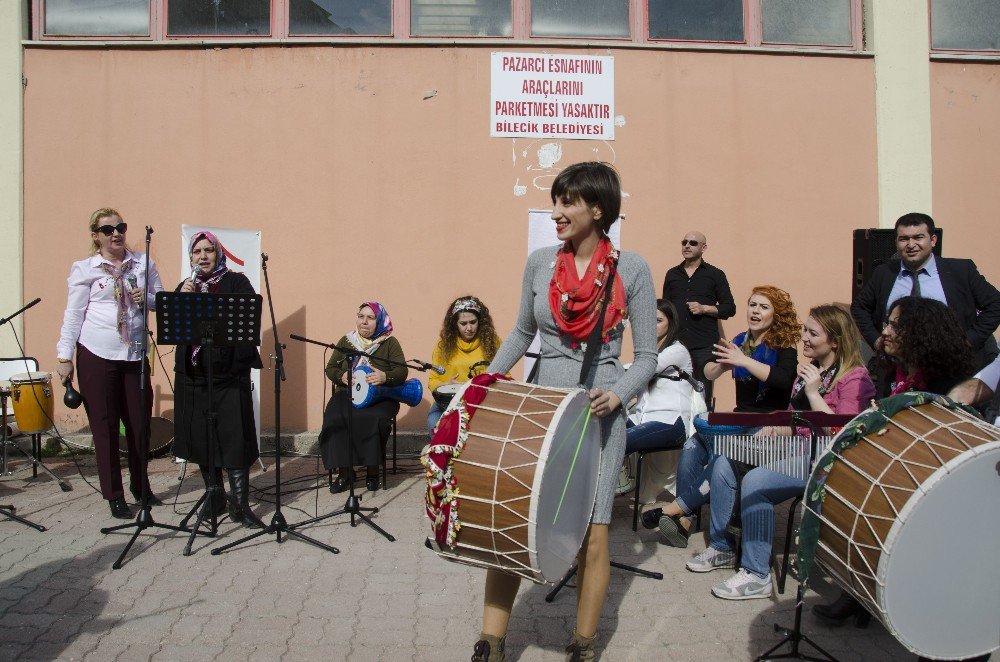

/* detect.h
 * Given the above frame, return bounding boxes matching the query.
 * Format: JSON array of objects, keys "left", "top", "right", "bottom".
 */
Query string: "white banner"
[
  {"left": 491, "top": 52, "right": 615, "bottom": 140},
  {"left": 524, "top": 210, "right": 621, "bottom": 380},
  {"left": 180, "top": 225, "right": 262, "bottom": 449}
]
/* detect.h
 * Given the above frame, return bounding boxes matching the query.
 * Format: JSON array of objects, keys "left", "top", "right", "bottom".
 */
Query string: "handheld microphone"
[
  {"left": 127, "top": 275, "right": 143, "bottom": 310},
  {"left": 428, "top": 364, "right": 446, "bottom": 375},
  {"left": 660, "top": 365, "right": 705, "bottom": 393}
]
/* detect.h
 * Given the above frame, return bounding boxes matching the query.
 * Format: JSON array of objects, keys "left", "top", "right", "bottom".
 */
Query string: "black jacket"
[
  {"left": 851, "top": 257, "right": 1000, "bottom": 356},
  {"left": 172, "top": 271, "right": 264, "bottom": 377}
]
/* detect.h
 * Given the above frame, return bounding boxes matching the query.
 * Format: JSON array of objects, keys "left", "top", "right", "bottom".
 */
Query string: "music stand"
[{"left": 154, "top": 291, "right": 261, "bottom": 555}]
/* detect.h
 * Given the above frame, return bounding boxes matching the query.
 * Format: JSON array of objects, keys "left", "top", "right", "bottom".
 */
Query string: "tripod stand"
[
  {"left": 100, "top": 226, "right": 194, "bottom": 569},
  {"left": 285, "top": 335, "right": 422, "bottom": 543},
  {"left": 211, "top": 254, "right": 339, "bottom": 557}
]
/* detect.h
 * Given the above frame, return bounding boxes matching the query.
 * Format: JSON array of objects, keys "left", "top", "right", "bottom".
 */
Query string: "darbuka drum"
[
  {"left": 118, "top": 416, "right": 174, "bottom": 457},
  {"left": 9, "top": 372, "right": 54, "bottom": 434},
  {"left": 431, "top": 380, "right": 601, "bottom": 583},
  {"left": 809, "top": 401, "right": 1000, "bottom": 659},
  {"left": 432, "top": 383, "right": 462, "bottom": 409}
]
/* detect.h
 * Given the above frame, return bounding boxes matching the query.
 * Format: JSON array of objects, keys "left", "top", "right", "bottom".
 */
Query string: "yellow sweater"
[{"left": 428, "top": 336, "right": 502, "bottom": 392}]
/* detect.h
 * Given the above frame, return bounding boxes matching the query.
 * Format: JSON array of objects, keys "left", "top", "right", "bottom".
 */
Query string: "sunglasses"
[
  {"left": 681, "top": 239, "right": 700, "bottom": 247},
  {"left": 95, "top": 222, "right": 127, "bottom": 236}
]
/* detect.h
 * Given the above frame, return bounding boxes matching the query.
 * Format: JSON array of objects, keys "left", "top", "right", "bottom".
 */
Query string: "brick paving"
[{"left": 0, "top": 446, "right": 992, "bottom": 661}]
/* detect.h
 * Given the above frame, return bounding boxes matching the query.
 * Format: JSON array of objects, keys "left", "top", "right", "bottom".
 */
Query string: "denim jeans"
[
  {"left": 624, "top": 417, "right": 686, "bottom": 455},
  {"left": 426, "top": 402, "right": 445, "bottom": 435},
  {"left": 708, "top": 458, "right": 806, "bottom": 578},
  {"left": 674, "top": 431, "right": 716, "bottom": 518}
]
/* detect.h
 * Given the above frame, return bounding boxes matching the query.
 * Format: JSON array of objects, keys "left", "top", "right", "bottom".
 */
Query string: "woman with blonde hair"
[
  {"left": 55, "top": 208, "right": 163, "bottom": 520},
  {"left": 685, "top": 304, "right": 875, "bottom": 600}
]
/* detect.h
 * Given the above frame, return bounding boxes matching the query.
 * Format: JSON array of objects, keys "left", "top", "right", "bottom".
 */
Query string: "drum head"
[
  {"left": 532, "top": 390, "right": 602, "bottom": 582},
  {"left": 352, "top": 370, "right": 371, "bottom": 406},
  {"left": 10, "top": 372, "right": 50, "bottom": 383},
  {"left": 880, "top": 441, "right": 1000, "bottom": 659}
]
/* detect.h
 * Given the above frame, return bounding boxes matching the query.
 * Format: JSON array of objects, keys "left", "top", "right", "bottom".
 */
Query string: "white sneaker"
[
  {"left": 685, "top": 546, "right": 736, "bottom": 573},
  {"left": 711, "top": 568, "right": 773, "bottom": 600}
]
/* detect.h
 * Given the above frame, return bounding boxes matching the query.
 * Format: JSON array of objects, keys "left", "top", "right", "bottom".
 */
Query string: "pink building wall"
[{"left": 22, "top": 46, "right": 885, "bottom": 431}]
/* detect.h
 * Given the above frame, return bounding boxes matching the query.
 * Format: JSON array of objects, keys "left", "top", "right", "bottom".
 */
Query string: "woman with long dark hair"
[{"left": 426, "top": 295, "right": 503, "bottom": 433}]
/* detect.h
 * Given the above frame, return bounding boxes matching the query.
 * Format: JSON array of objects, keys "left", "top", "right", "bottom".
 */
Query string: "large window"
[
  {"left": 410, "top": 0, "right": 511, "bottom": 37},
  {"left": 289, "top": 0, "right": 392, "bottom": 36},
  {"left": 932, "top": 0, "right": 1000, "bottom": 51},
  {"left": 33, "top": 0, "right": 863, "bottom": 49},
  {"left": 532, "top": 0, "right": 630, "bottom": 39},
  {"left": 43, "top": 0, "right": 150, "bottom": 36}
]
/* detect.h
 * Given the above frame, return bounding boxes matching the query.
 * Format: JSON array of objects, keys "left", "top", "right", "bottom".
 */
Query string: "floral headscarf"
[
  {"left": 189, "top": 231, "right": 229, "bottom": 292},
  {"left": 346, "top": 301, "right": 393, "bottom": 369}
]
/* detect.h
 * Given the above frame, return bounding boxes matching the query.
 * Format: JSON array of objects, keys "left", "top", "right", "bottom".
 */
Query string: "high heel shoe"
[
  {"left": 639, "top": 507, "right": 663, "bottom": 530},
  {"left": 109, "top": 497, "right": 133, "bottom": 520},
  {"left": 812, "top": 591, "right": 871, "bottom": 628}
]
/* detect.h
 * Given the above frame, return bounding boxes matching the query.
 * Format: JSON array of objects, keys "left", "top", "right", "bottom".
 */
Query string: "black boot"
[
  {"left": 812, "top": 591, "right": 870, "bottom": 628},
  {"left": 229, "top": 468, "right": 264, "bottom": 529},
  {"left": 226, "top": 471, "right": 244, "bottom": 524},
  {"left": 198, "top": 465, "right": 227, "bottom": 518}
]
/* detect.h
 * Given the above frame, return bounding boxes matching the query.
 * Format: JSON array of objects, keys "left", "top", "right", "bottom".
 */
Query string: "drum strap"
[{"left": 577, "top": 268, "right": 617, "bottom": 389}]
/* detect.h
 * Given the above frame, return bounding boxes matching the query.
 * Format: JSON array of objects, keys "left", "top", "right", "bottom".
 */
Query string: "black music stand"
[
  {"left": 101, "top": 227, "right": 195, "bottom": 569},
  {"left": 154, "top": 290, "right": 261, "bottom": 555},
  {"left": 211, "top": 253, "right": 339, "bottom": 557}
]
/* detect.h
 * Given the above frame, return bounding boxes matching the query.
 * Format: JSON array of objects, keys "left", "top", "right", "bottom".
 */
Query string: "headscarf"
[
  {"left": 346, "top": 301, "right": 393, "bottom": 369},
  {"left": 188, "top": 231, "right": 230, "bottom": 366},
  {"left": 189, "top": 231, "right": 229, "bottom": 293},
  {"left": 548, "top": 238, "right": 627, "bottom": 346}
]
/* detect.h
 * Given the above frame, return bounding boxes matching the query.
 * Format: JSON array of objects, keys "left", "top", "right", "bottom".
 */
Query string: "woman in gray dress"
[{"left": 472, "top": 162, "right": 658, "bottom": 662}]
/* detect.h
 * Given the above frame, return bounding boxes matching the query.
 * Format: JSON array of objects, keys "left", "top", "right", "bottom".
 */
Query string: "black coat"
[
  {"left": 851, "top": 257, "right": 1000, "bottom": 361},
  {"left": 172, "top": 271, "right": 264, "bottom": 377}
]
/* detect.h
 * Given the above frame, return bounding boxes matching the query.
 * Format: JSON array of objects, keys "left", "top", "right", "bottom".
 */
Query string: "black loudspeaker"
[{"left": 852, "top": 228, "right": 943, "bottom": 299}]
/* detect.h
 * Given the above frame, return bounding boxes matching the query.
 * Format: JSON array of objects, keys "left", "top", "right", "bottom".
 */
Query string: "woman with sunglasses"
[
  {"left": 426, "top": 295, "right": 503, "bottom": 434},
  {"left": 172, "top": 231, "right": 264, "bottom": 528},
  {"left": 55, "top": 208, "right": 163, "bottom": 520}
]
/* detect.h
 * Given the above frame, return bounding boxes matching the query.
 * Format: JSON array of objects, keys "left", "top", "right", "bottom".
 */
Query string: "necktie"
[{"left": 908, "top": 269, "right": 921, "bottom": 297}]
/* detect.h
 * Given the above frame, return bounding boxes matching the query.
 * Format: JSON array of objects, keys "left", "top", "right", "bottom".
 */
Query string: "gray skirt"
[{"left": 535, "top": 355, "right": 627, "bottom": 525}]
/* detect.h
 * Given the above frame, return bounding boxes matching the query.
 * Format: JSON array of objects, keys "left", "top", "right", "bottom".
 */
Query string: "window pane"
[
  {"left": 762, "top": 0, "right": 851, "bottom": 46},
  {"left": 44, "top": 0, "right": 149, "bottom": 36},
  {"left": 932, "top": 0, "right": 1000, "bottom": 50},
  {"left": 648, "top": 0, "right": 744, "bottom": 42},
  {"left": 410, "top": 0, "right": 511, "bottom": 37},
  {"left": 168, "top": 0, "right": 271, "bottom": 36},
  {"left": 532, "top": 0, "right": 629, "bottom": 39},
  {"left": 289, "top": 0, "right": 391, "bottom": 36}
]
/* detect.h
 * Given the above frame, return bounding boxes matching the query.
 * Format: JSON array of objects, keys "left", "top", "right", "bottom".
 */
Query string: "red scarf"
[
  {"left": 890, "top": 366, "right": 926, "bottom": 395},
  {"left": 548, "top": 238, "right": 626, "bottom": 343}
]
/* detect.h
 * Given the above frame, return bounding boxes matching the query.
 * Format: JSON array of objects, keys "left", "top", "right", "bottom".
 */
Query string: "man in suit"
[{"left": 851, "top": 212, "right": 1000, "bottom": 369}]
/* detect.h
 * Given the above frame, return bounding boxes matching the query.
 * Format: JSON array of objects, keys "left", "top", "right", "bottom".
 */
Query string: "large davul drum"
[
  {"left": 805, "top": 399, "right": 1000, "bottom": 660},
  {"left": 425, "top": 379, "right": 601, "bottom": 584}
]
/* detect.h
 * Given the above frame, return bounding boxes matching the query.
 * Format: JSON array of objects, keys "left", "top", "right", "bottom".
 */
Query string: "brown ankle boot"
[
  {"left": 565, "top": 630, "right": 595, "bottom": 661},
  {"left": 471, "top": 633, "right": 505, "bottom": 661}
]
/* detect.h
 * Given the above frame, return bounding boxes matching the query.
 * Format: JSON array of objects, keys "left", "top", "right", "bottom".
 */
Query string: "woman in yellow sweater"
[{"left": 427, "top": 296, "right": 503, "bottom": 433}]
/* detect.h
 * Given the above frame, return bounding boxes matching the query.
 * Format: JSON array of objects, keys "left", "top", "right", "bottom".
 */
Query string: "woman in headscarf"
[
  {"left": 173, "top": 231, "right": 264, "bottom": 528},
  {"left": 319, "top": 301, "right": 408, "bottom": 493}
]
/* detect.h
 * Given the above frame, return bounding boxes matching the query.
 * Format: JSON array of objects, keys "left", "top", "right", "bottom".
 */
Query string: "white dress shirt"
[
  {"left": 974, "top": 355, "right": 1000, "bottom": 425},
  {"left": 630, "top": 340, "right": 706, "bottom": 435},
  {"left": 886, "top": 253, "right": 948, "bottom": 311},
  {"left": 57, "top": 251, "right": 163, "bottom": 362}
]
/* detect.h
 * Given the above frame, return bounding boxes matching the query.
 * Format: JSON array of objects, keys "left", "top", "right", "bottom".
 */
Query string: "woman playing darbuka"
[
  {"left": 172, "top": 231, "right": 264, "bottom": 528},
  {"left": 426, "top": 296, "right": 503, "bottom": 434},
  {"left": 471, "top": 162, "right": 657, "bottom": 662},
  {"left": 55, "top": 208, "right": 163, "bottom": 520}
]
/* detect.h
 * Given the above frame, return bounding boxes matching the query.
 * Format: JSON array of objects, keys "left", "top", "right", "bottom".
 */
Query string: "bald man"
[{"left": 662, "top": 231, "right": 735, "bottom": 404}]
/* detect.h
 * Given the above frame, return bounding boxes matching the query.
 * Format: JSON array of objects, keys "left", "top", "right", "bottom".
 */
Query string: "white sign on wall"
[
  {"left": 491, "top": 52, "right": 615, "bottom": 141},
  {"left": 180, "top": 225, "right": 263, "bottom": 450}
]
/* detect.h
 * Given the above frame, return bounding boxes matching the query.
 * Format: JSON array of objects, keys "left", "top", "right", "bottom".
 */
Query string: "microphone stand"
[
  {"left": 286, "top": 335, "right": 421, "bottom": 543},
  {"left": 212, "top": 254, "right": 339, "bottom": 557},
  {"left": 0, "top": 298, "right": 47, "bottom": 531},
  {"left": 101, "top": 225, "right": 195, "bottom": 570}
]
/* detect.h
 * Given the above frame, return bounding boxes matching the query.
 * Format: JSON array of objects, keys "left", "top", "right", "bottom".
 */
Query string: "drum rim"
[
  {"left": 877, "top": 438, "right": 1000, "bottom": 656},
  {"left": 9, "top": 372, "right": 51, "bottom": 383},
  {"left": 530, "top": 386, "right": 595, "bottom": 583}
]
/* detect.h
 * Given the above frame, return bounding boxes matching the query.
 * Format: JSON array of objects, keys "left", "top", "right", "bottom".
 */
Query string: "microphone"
[
  {"left": 127, "top": 275, "right": 143, "bottom": 310},
  {"left": 410, "top": 360, "right": 445, "bottom": 375},
  {"left": 660, "top": 365, "right": 704, "bottom": 393}
]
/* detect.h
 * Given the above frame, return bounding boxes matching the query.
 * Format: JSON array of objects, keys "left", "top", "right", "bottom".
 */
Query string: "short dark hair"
[
  {"left": 894, "top": 212, "right": 936, "bottom": 236},
  {"left": 550, "top": 162, "right": 621, "bottom": 235}
]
